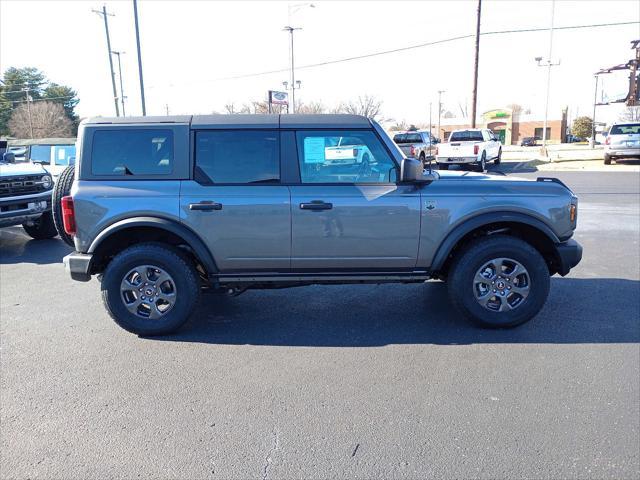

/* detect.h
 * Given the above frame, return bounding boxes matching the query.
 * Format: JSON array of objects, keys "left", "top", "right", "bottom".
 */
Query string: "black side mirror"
[
  {"left": 2, "top": 152, "right": 15, "bottom": 163},
  {"left": 401, "top": 158, "right": 438, "bottom": 183}
]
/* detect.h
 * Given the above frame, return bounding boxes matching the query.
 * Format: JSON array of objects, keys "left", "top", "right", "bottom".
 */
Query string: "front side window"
[
  {"left": 296, "top": 130, "right": 397, "bottom": 184},
  {"left": 30, "top": 145, "right": 52, "bottom": 164},
  {"left": 92, "top": 129, "right": 173, "bottom": 175},
  {"left": 195, "top": 130, "right": 279, "bottom": 184}
]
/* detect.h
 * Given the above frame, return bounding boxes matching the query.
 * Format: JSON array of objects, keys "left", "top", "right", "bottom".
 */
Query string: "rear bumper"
[
  {"left": 436, "top": 156, "right": 478, "bottom": 164},
  {"left": 63, "top": 252, "right": 93, "bottom": 282},
  {"left": 555, "top": 239, "right": 583, "bottom": 276},
  {"left": 605, "top": 148, "right": 640, "bottom": 158}
]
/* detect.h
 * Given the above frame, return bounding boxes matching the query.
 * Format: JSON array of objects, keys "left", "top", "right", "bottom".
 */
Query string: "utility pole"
[
  {"left": 535, "top": 0, "right": 559, "bottom": 157},
  {"left": 23, "top": 88, "right": 34, "bottom": 139},
  {"left": 437, "top": 90, "right": 445, "bottom": 140},
  {"left": 429, "top": 102, "right": 432, "bottom": 140},
  {"left": 112, "top": 50, "right": 126, "bottom": 116},
  {"left": 93, "top": 5, "right": 119, "bottom": 117},
  {"left": 133, "top": 0, "right": 147, "bottom": 115},
  {"left": 165, "top": 104, "right": 170, "bottom": 115},
  {"left": 471, "top": 0, "right": 482, "bottom": 128},
  {"left": 591, "top": 74, "right": 599, "bottom": 148}
]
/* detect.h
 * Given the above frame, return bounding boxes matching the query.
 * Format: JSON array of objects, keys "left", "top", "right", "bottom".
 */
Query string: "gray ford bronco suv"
[{"left": 61, "top": 114, "right": 582, "bottom": 336}]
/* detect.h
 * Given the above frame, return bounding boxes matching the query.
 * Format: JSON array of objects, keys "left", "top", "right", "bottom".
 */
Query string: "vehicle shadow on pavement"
[
  {"left": 155, "top": 277, "right": 640, "bottom": 346},
  {"left": 0, "top": 228, "right": 72, "bottom": 265}
]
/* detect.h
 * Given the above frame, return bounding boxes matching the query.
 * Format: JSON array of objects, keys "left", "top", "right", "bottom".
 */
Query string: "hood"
[
  {"left": 436, "top": 170, "right": 531, "bottom": 182},
  {"left": 0, "top": 161, "right": 48, "bottom": 177}
]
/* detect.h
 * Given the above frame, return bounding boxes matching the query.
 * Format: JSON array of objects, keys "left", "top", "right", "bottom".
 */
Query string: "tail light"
[
  {"left": 352, "top": 148, "right": 358, "bottom": 157},
  {"left": 410, "top": 145, "right": 415, "bottom": 156},
  {"left": 605, "top": 137, "right": 610, "bottom": 145},
  {"left": 61, "top": 196, "right": 76, "bottom": 236},
  {"left": 435, "top": 146, "right": 439, "bottom": 155},
  {"left": 474, "top": 144, "right": 479, "bottom": 155}
]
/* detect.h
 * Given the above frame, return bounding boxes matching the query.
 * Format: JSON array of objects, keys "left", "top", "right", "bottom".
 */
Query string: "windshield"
[
  {"left": 393, "top": 133, "right": 422, "bottom": 144},
  {"left": 610, "top": 124, "right": 640, "bottom": 135},
  {"left": 449, "top": 131, "right": 484, "bottom": 142}
]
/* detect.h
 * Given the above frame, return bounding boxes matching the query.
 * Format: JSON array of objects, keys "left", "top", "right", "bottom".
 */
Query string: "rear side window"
[
  {"left": 91, "top": 129, "right": 173, "bottom": 175},
  {"left": 449, "top": 131, "right": 484, "bottom": 142},
  {"left": 610, "top": 124, "right": 640, "bottom": 135},
  {"left": 195, "top": 130, "right": 279, "bottom": 184}
]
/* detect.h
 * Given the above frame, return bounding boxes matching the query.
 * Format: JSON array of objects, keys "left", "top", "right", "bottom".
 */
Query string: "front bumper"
[
  {"left": 555, "top": 239, "right": 583, "bottom": 276},
  {"left": 63, "top": 252, "right": 93, "bottom": 282},
  {"left": 0, "top": 190, "right": 52, "bottom": 228}
]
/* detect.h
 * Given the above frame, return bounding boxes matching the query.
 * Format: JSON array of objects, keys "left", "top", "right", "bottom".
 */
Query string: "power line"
[{"left": 147, "top": 19, "right": 639, "bottom": 90}]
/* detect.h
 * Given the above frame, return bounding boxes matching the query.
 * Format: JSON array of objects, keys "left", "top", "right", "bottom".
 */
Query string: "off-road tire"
[
  {"left": 447, "top": 235, "right": 550, "bottom": 328},
  {"left": 101, "top": 243, "right": 200, "bottom": 336},
  {"left": 604, "top": 154, "right": 612, "bottom": 165},
  {"left": 52, "top": 164, "right": 75, "bottom": 246},
  {"left": 22, "top": 212, "right": 58, "bottom": 239}
]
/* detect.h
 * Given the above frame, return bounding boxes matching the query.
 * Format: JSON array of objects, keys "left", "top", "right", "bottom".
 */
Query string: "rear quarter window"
[{"left": 91, "top": 129, "right": 174, "bottom": 175}]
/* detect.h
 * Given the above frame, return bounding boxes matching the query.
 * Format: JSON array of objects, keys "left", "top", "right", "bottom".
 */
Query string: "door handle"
[
  {"left": 299, "top": 201, "right": 333, "bottom": 211},
  {"left": 189, "top": 201, "right": 222, "bottom": 211}
]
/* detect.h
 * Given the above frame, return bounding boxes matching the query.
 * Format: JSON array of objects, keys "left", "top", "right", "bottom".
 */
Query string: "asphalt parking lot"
[{"left": 1, "top": 170, "right": 639, "bottom": 479}]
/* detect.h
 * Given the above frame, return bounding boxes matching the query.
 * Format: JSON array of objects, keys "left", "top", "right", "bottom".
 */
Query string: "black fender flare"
[
  {"left": 88, "top": 216, "right": 218, "bottom": 274},
  {"left": 430, "top": 211, "right": 560, "bottom": 271}
]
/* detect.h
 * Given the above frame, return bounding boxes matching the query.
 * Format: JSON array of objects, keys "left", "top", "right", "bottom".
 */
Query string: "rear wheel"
[
  {"left": 52, "top": 164, "right": 75, "bottom": 246},
  {"left": 419, "top": 152, "right": 426, "bottom": 167},
  {"left": 447, "top": 235, "right": 550, "bottom": 328},
  {"left": 604, "top": 154, "right": 612, "bottom": 165},
  {"left": 101, "top": 243, "right": 200, "bottom": 336},
  {"left": 22, "top": 212, "right": 58, "bottom": 240},
  {"left": 476, "top": 152, "right": 486, "bottom": 172}
]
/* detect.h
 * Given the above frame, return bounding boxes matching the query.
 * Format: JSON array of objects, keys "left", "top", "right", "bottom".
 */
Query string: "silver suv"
[
  {"left": 61, "top": 114, "right": 582, "bottom": 336},
  {"left": 604, "top": 122, "right": 640, "bottom": 164}
]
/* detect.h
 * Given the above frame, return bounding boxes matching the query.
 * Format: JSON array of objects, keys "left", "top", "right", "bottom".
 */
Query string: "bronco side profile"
[{"left": 61, "top": 114, "right": 582, "bottom": 336}]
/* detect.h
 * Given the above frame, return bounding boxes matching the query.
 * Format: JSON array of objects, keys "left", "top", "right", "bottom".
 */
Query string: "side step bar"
[{"left": 212, "top": 271, "right": 431, "bottom": 284}]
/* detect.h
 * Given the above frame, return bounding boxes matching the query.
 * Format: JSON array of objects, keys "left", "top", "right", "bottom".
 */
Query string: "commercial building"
[{"left": 436, "top": 108, "right": 568, "bottom": 145}]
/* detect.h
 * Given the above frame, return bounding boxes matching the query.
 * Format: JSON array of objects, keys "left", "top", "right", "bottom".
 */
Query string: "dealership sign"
[{"left": 269, "top": 90, "right": 289, "bottom": 105}]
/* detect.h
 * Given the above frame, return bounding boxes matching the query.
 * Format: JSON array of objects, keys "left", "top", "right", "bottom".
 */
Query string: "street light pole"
[
  {"left": 437, "top": 90, "right": 445, "bottom": 140},
  {"left": 541, "top": 0, "right": 556, "bottom": 156},
  {"left": 112, "top": 51, "right": 126, "bottom": 117},
  {"left": 133, "top": 0, "right": 147, "bottom": 116},
  {"left": 283, "top": 3, "right": 314, "bottom": 114},
  {"left": 92, "top": 5, "right": 119, "bottom": 117}
]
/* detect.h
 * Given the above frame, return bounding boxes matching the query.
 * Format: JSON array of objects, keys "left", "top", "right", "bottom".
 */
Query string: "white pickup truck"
[{"left": 435, "top": 128, "right": 502, "bottom": 172}]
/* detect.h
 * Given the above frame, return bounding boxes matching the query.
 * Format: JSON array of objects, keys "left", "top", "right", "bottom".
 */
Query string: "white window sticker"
[{"left": 303, "top": 137, "right": 326, "bottom": 164}]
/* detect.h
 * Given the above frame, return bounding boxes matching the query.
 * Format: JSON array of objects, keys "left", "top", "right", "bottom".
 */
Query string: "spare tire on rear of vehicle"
[{"left": 52, "top": 164, "right": 75, "bottom": 247}]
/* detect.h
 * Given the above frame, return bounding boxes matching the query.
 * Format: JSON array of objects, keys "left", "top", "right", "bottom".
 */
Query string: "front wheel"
[
  {"left": 495, "top": 148, "right": 502, "bottom": 164},
  {"left": 22, "top": 212, "right": 58, "bottom": 240},
  {"left": 101, "top": 243, "right": 200, "bottom": 336},
  {"left": 447, "top": 235, "right": 550, "bottom": 328},
  {"left": 604, "top": 154, "right": 612, "bottom": 165}
]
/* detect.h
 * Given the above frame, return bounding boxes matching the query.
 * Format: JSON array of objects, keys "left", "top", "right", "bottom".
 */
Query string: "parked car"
[
  {"left": 392, "top": 131, "right": 436, "bottom": 167},
  {"left": 521, "top": 137, "right": 537, "bottom": 147},
  {"left": 435, "top": 129, "right": 502, "bottom": 171},
  {"left": 8, "top": 138, "right": 76, "bottom": 178},
  {"left": 60, "top": 114, "right": 581, "bottom": 336},
  {"left": 604, "top": 123, "right": 640, "bottom": 164},
  {"left": 0, "top": 141, "right": 57, "bottom": 239},
  {"left": 324, "top": 136, "right": 374, "bottom": 167}
]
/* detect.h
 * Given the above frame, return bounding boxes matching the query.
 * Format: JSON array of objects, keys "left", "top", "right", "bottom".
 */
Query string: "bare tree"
[
  {"left": 335, "top": 94, "right": 385, "bottom": 120},
  {"left": 9, "top": 101, "right": 73, "bottom": 138},
  {"left": 389, "top": 120, "right": 408, "bottom": 131},
  {"left": 619, "top": 106, "right": 640, "bottom": 122},
  {"left": 296, "top": 101, "right": 325, "bottom": 114},
  {"left": 224, "top": 102, "right": 238, "bottom": 114}
]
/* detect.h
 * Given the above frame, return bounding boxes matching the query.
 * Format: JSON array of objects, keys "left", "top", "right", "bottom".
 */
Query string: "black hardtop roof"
[{"left": 83, "top": 114, "right": 371, "bottom": 129}]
